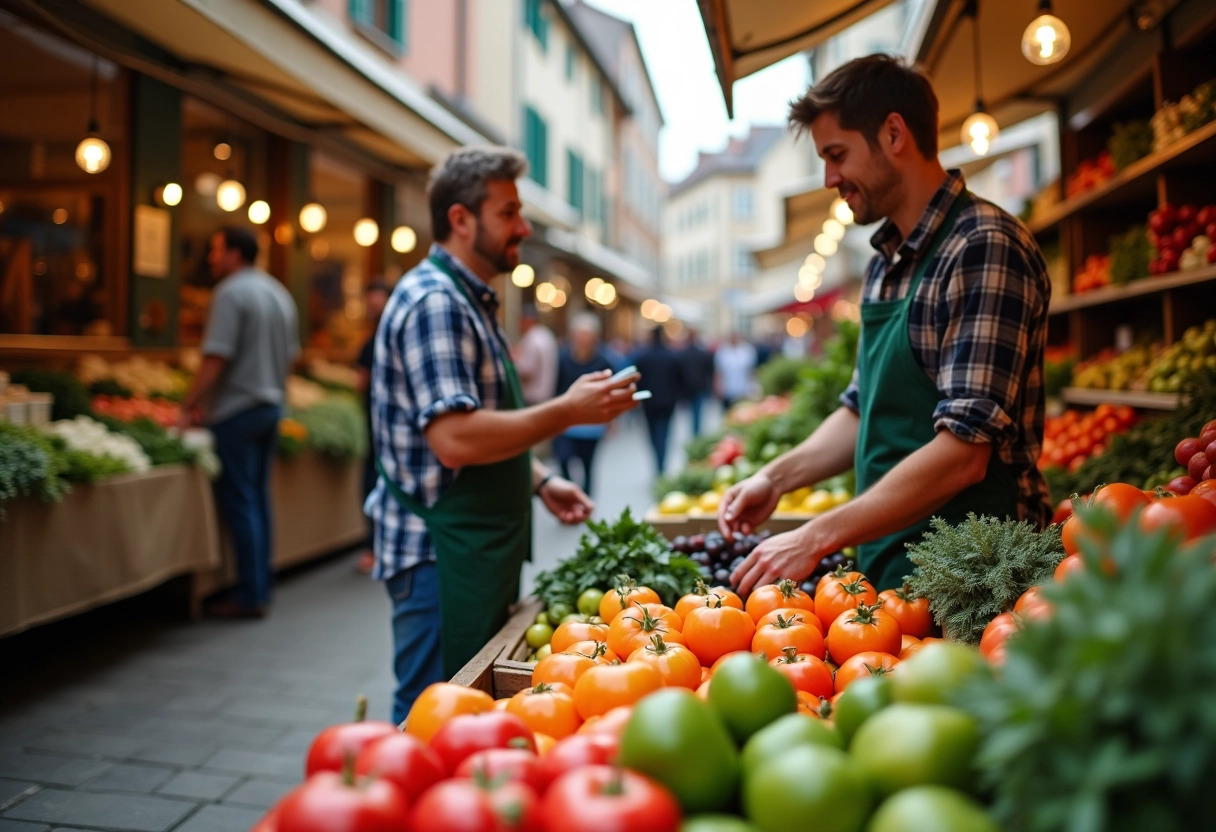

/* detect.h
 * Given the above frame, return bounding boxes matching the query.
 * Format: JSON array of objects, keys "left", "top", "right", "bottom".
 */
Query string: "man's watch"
[{"left": 534, "top": 473, "right": 554, "bottom": 495}]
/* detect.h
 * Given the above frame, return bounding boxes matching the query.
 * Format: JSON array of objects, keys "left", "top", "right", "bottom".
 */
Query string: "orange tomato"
[
  {"left": 572, "top": 662, "right": 663, "bottom": 720},
  {"left": 795, "top": 690, "right": 831, "bottom": 718},
  {"left": 606, "top": 605, "right": 684, "bottom": 660},
  {"left": 876, "top": 585, "right": 932, "bottom": 639},
  {"left": 898, "top": 634, "right": 923, "bottom": 660},
  {"left": 532, "top": 651, "right": 598, "bottom": 689},
  {"left": 1013, "top": 584, "right": 1052, "bottom": 620},
  {"left": 550, "top": 621, "right": 608, "bottom": 654},
  {"left": 533, "top": 732, "right": 557, "bottom": 755},
  {"left": 814, "top": 570, "right": 878, "bottom": 632},
  {"left": 745, "top": 578, "right": 815, "bottom": 623},
  {"left": 682, "top": 598, "right": 756, "bottom": 667},
  {"left": 626, "top": 635, "right": 702, "bottom": 689},
  {"left": 757, "top": 607, "right": 824, "bottom": 635},
  {"left": 403, "top": 683, "right": 495, "bottom": 742},
  {"left": 565, "top": 640, "right": 619, "bottom": 664},
  {"left": 675, "top": 581, "right": 743, "bottom": 624},
  {"left": 833, "top": 651, "right": 899, "bottom": 694},
  {"left": 695, "top": 679, "right": 712, "bottom": 701},
  {"left": 752, "top": 613, "right": 827, "bottom": 661},
  {"left": 769, "top": 647, "right": 834, "bottom": 699},
  {"left": 1054, "top": 554, "right": 1083, "bottom": 582},
  {"left": 979, "top": 611, "right": 1021, "bottom": 663},
  {"left": 507, "top": 682, "right": 582, "bottom": 740},
  {"left": 598, "top": 581, "right": 662, "bottom": 624},
  {"left": 826, "top": 602, "right": 902, "bottom": 664}
]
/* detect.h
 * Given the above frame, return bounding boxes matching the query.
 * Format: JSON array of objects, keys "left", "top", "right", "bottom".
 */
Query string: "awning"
[{"left": 697, "top": 0, "right": 900, "bottom": 117}]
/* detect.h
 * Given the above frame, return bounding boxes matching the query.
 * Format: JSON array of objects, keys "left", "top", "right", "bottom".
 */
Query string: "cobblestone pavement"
[{"left": 0, "top": 405, "right": 714, "bottom": 831}]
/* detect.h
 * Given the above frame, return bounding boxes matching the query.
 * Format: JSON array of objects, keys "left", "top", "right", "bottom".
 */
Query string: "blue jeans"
[
  {"left": 688, "top": 393, "right": 707, "bottom": 437},
  {"left": 644, "top": 408, "right": 674, "bottom": 476},
  {"left": 211, "top": 404, "right": 280, "bottom": 610},
  {"left": 386, "top": 561, "right": 443, "bottom": 725}
]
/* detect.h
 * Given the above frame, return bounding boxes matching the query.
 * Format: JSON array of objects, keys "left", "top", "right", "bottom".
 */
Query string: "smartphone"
[
  {"left": 609, "top": 364, "right": 638, "bottom": 383},
  {"left": 632, "top": 390, "right": 652, "bottom": 401}
]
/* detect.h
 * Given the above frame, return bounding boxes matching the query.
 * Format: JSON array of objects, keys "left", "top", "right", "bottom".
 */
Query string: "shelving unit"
[
  {"left": 1059, "top": 388, "right": 1181, "bottom": 411},
  {"left": 1049, "top": 264, "right": 1216, "bottom": 315}
]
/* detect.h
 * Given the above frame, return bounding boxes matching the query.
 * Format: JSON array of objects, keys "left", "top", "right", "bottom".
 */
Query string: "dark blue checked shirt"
[
  {"left": 366, "top": 244, "right": 511, "bottom": 581},
  {"left": 840, "top": 170, "right": 1053, "bottom": 527}
]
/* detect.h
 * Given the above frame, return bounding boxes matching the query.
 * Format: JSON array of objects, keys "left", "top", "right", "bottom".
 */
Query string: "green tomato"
[
  {"left": 534, "top": 643, "right": 552, "bottom": 661},
  {"left": 707, "top": 653, "right": 797, "bottom": 744},
  {"left": 760, "top": 442, "right": 781, "bottom": 462},
  {"left": 560, "top": 613, "right": 590, "bottom": 625},
  {"left": 534, "top": 611, "right": 551, "bottom": 627},
  {"left": 832, "top": 674, "right": 892, "bottom": 747},
  {"left": 618, "top": 688, "right": 740, "bottom": 814},
  {"left": 743, "top": 744, "right": 872, "bottom": 832},
  {"left": 850, "top": 703, "right": 980, "bottom": 797},
  {"left": 741, "top": 713, "right": 842, "bottom": 778},
  {"left": 681, "top": 816, "right": 760, "bottom": 832},
  {"left": 890, "top": 642, "right": 988, "bottom": 706},
  {"left": 867, "top": 786, "right": 998, "bottom": 832},
  {"left": 525, "top": 623, "right": 554, "bottom": 650},
  {"left": 547, "top": 602, "right": 574, "bottom": 622},
  {"left": 577, "top": 588, "right": 606, "bottom": 617}
]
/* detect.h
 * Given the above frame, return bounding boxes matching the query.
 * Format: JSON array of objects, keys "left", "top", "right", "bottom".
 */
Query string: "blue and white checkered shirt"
[
  {"left": 840, "top": 170, "right": 1053, "bottom": 528},
  {"left": 365, "top": 244, "right": 511, "bottom": 581}
]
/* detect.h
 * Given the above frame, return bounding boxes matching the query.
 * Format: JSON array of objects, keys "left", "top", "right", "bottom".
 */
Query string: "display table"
[
  {"left": 190, "top": 451, "right": 368, "bottom": 606},
  {"left": 0, "top": 464, "right": 221, "bottom": 637}
]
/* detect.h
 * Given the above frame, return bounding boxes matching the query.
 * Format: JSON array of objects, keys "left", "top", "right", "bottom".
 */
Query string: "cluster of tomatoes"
[
  {"left": 89, "top": 394, "right": 181, "bottom": 428},
  {"left": 251, "top": 569, "right": 966, "bottom": 832},
  {"left": 1039, "top": 403, "right": 1137, "bottom": 472}
]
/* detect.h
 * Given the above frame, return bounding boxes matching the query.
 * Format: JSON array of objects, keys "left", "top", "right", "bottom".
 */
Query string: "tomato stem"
[
  {"left": 353, "top": 694, "right": 368, "bottom": 723},
  {"left": 602, "top": 766, "right": 626, "bottom": 797},
  {"left": 341, "top": 753, "right": 356, "bottom": 787}
]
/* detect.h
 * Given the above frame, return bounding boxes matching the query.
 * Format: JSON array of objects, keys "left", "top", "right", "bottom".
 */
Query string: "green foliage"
[
  {"left": 1107, "top": 120, "right": 1154, "bottom": 170},
  {"left": 52, "top": 439, "right": 132, "bottom": 483},
  {"left": 684, "top": 427, "right": 728, "bottom": 464},
  {"left": 1044, "top": 355, "right": 1076, "bottom": 400},
  {"left": 756, "top": 357, "right": 813, "bottom": 397},
  {"left": 653, "top": 466, "right": 716, "bottom": 502},
  {"left": 1108, "top": 225, "right": 1153, "bottom": 285},
  {"left": 97, "top": 416, "right": 196, "bottom": 467},
  {"left": 86, "top": 378, "right": 133, "bottom": 398},
  {"left": 293, "top": 395, "right": 368, "bottom": 460},
  {"left": 10, "top": 369, "right": 93, "bottom": 421},
  {"left": 277, "top": 430, "right": 306, "bottom": 460},
  {"left": 533, "top": 508, "right": 702, "bottom": 610},
  {"left": 959, "top": 509, "right": 1216, "bottom": 832},
  {"left": 906, "top": 514, "right": 1064, "bottom": 643},
  {"left": 0, "top": 423, "right": 70, "bottom": 516}
]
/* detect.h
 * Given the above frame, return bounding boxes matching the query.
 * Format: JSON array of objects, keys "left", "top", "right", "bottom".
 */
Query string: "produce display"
[
  {"left": 1038, "top": 404, "right": 1137, "bottom": 472},
  {"left": 1070, "top": 320, "right": 1216, "bottom": 393},
  {"left": 1150, "top": 78, "right": 1216, "bottom": 150},
  {"left": 1147, "top": 202, "right": 1216, "bottom": 274}
]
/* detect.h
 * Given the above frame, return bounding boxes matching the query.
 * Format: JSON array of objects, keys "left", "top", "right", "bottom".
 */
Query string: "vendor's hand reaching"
[
  {"left": 560, "top": 369, "right": 639, "bottom": 426},
  {"left": 730, "top": 524, "right": 828, "bottom": 597},
  {"left": 539, "top": 476, "right": 594, "bottom": 525},
  {"left": 718, "top": 474, "right": 780, "bottom": 540}
]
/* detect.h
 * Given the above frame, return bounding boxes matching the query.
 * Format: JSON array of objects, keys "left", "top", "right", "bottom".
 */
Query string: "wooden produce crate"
[
  {"left": 450, "top": 597, "right": 544, "bottom": 699},
  {"left": 643, "top": 510, "right": 813, "bottom": 540}
]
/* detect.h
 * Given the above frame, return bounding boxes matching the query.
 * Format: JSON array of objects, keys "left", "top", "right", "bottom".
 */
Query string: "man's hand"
[
  {"left": 730, "top": 523, "right": 830, "bottom": 597},
  {"left": 538, "top": 476, "right": 594, "bottom": 525},
  {"left": 559, "top": 369, "right": 638, "bottom": 425},
  {"left": 176, "top": 405, "right": 198, "bottom": 432},
  {"left": 718, "top": 473, "right": 780, "bottom": 540}
]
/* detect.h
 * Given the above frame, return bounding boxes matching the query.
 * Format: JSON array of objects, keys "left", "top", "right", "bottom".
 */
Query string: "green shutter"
[
  {"left": 524, "top": 106, "right": 548, "bottom": 188},
  {"left": 349, "top": 0, "right": 372, "bottom": 25},
  {"left": 392, "top": 0, "right": 407, "bottom": 46},
  {"left": 566, "top": 150, "right": 584, "bottom": 214}
]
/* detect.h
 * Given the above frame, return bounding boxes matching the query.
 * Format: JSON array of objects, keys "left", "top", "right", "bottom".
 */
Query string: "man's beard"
[
  {"left": 844, "top": 152, "right": 901, "bottom": 226},
  {"left": 474, "top": 225, "right": 522, "bottom": 274}
]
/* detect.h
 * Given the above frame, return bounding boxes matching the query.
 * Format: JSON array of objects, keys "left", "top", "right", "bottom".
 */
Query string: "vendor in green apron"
[
  {"left": 366, "top": 147, "right": 640, "bottom": 725},
  {"left": 722, "top": 55, "right": 1053, "bottom": 596}
]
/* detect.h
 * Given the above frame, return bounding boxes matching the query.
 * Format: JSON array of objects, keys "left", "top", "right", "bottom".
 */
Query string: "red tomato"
[
  {"left": 542, "top": 765, "right": 681, "bottom": 832},
  {"left": 250, "top": 802, "right": 281, "bottom": 832},
  {"left": 768, "top": 648, "right": 834, "bottom": 699},
  {"left": 353, "top": 732, "right": 445, "bottom": 802},
  {"left": 744, "top": 578, "right": 815, "bottom": 622},
  {"left": 537, "top": 734, "right": 620, "bottom": 791},
  {"left": 833, "top": 651, "right": 899, "bottom": 694},
  {"left": 1051, "top": 498, "right": 1074, "bottom": 525},
  {"left": 979, "top": 612, "right": 1021, "bottom": 662},
  {"left": 429, "top": 710, "right": 537, "bottom": 774},
  {"left": 404, "top": 683, "right": 495, "bottom": 743},
  {"left": 813, "top": 571, "right": 878, "bottom": 633},
  {"left": 1054, "top": 554, "right": 1083, "bottom": 582},
  {"left": 1141, "top": 494, "right": 1216, "bottom": 541},
  {"left": 304, "top": 698, "right": 397, "bottom": 778},
  {"left": 1013, "top": 585, "right": 1052, "bottom": 620},
  {"left": 1090, "top": 482, "right": 1151, "bottom": 520},
  {"left": 412, "top": 778, "right": 543, "bottom": 832},
  {"left": 277, "top": 772, "right": 410, "bottom": 832},
  {"left": 826, "top": 603, "right": 902, "bottom": 664},
  {"left": 752, "top": 613, "right": 827, "bottom": 661},
  {"left": 876, "top": 585, "right": 932, "bottom": 639},
  {"left": 756, "top": 607, "right": 824, "bottom": 634},
  {"left": 454, "top": 747, "right": 547, "bottom": 794}
]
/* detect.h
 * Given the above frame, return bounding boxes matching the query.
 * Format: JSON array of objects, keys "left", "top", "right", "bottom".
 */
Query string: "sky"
[{"left": 580, "top": 0, "right": 811, "bottom": 185}]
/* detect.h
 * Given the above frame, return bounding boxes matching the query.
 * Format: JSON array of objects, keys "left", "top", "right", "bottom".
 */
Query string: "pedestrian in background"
[
  {"left": 553, "top": 312, "right": 615, "bottom": 495},
  {"left": 512, "top": 303, "right": 558, "bottom": 407},
  {"left": 354, "top": 278, "right": 391, "bottom": 575},
  {"left": 632, "top": 326, "right": 685, "bottom": 476},
  {"left": 180, "top": 226, "right": 299, "bottom": 619},
  {"left": 679, "top": 327, "right": 715, "bottom": 438},
  {"left": 714, "top": 330, "right": 758, "bottom": 412}
]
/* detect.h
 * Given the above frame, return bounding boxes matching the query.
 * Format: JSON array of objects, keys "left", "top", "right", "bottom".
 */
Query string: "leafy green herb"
[
  {"left": 97, "top": 416, "right": 197, "bottom": 467},
  {"left": 959, "top": 509, "right": 1216, "bottom": 832},
  {"left": 533, "top": 508, "right": 701, "bottom": 610},
  {"left": 1108, "top": 224, "right": 1152, "bottom": 285},
  {"left": 1107, "top": 120, "right": 1154, "bottom": 170},
  {"left": 292, "top": 395, "right": 368, "bottom": 461},
  {"left": 0, "top": 423, "right": 70, "bottom": 516},
  {"left": 905, "top": 514, "right": 1064, "bottom": 643}
]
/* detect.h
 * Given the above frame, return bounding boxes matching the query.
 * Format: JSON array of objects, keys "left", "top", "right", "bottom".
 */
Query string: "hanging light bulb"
[
  {"left": 390, "top": 225, "right": 417, "bottom": 253},
  {"left": 247, "top": 200, "right": 271, "bottom": 225},
  {"left": 75, "top": 57, "right": 111, "bottom": 174},
  {"left": 216, "top": 178, "right": 246, "bottom": 212},
  {"left": 156, "top": 183, "right": 183, "bottom": 207},
  {"left": 299, "top": 202, "right": 327, "bottom": 233},
  {"left": 1021, "top": 0, "right": 1071, "bottom": 65},
  {"left": 511, "top": 264, "right": 535, "bottom": 288},
  {"left": 822, "top": 218, "right": 846, "bottom": 241},
  {"left": 353, "top": 218, "right": 380, "bottom": 247},
  {"left": 830, "top": 197, "right": 853, "bottom": 225},
  {"left": 962, "top": 109, "right": 999, "bottom": 155}
]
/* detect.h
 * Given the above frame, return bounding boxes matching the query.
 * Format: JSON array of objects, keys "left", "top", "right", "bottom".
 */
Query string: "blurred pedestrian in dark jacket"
[
  {"left": 632, "top": 326, "right": 685, "bottom": 476},
  {"left": 679, "top": 328, "right": 715, "bottom": 438}
]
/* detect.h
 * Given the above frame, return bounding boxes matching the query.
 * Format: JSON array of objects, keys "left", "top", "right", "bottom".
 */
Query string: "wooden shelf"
[
  {"left": 1049, "top": 264, "right": 1216, "bottom": 315},
  {"left": 1060, "top": 387, "right": 1180, "bottom": 410},
  {"left": 1029, "top": 119, "right": 1216, "bottom": 235}
]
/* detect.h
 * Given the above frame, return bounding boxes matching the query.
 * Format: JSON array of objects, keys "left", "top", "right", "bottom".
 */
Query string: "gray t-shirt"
[{"left": 201, "top": 267, "right": 299, "bottom": 425}]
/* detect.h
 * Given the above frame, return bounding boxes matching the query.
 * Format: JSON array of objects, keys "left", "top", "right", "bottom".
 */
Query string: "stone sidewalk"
[{"left": 0, "top": 406, "right": 713, "bottom": 831}]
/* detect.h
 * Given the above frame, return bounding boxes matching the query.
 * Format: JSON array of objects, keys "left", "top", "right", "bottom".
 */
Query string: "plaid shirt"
[
  {"left": 366, "top": 244, "right": 510, "bottom": 580},
  {"left": 840, "top": 170, "right": 1053, "bottom": 527}
]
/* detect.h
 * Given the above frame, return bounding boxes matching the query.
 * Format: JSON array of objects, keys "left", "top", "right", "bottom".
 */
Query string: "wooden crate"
[
  {"left": 449, "top": 597, "right": 543, "bottom": 699},
  {"left": 644, "top": 510, "right": 813, "bottom": 540}
]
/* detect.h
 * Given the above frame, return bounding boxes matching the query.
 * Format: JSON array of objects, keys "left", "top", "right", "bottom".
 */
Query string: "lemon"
[
  {"left": 831, "top": 488, "right": 852, "bottom": 507},
  {"left": 660, "top": 491, "right": 692, "bottom": 515},
  {"left": 698, "top": 491, "right": 722, "bottom": 513},
  {"left": 804, "top": 490, "right": 837, "bottom": 514}
]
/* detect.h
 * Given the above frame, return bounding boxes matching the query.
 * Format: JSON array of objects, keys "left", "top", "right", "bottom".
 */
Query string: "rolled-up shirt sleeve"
[
  {"left": 839, "top": 366, "right": 861, "bottom": 414},
  {"left": 396, "top": 291, "right": 483, "bottom": 432},
  {"left": 932, "top": 229, "right": 1046, "bottom": 444}
]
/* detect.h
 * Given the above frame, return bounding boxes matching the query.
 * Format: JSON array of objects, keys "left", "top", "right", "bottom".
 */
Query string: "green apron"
[
  {"left": 854, "top": 192, "right": 1017, "bottom": 591},
  {"left": 377, "top": 254, "right": 533, "bottom": 678}
]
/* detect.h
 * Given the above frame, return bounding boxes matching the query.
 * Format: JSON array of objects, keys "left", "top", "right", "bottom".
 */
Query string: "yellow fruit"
[
  {"left": 803, "top": 490, "right": 836, "bottom": 514},
  {"left": 698, "top": 491, "right": 722, "bottom": 513},
  {"left": 659, "top": 492, "right": 692, "bottom": 515},
  {"left": 830, "top": 488, "right": 852, "bottom": 507}
]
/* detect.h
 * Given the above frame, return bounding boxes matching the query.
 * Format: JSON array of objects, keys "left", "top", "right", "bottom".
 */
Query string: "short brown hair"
[
  {"left": 427, "top": 146, "right": 528, "bottom": 241},
  {"left": 788, "top": 54, "right": 939, "bottom": 159}
]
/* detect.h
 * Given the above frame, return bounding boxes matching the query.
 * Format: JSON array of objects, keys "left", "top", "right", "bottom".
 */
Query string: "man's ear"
[
  {"left": 447, "top": 202, "right": 473, "bottom": 239},
  {"left": 883, "top": 113, "right": 911, "bottom": 155}
]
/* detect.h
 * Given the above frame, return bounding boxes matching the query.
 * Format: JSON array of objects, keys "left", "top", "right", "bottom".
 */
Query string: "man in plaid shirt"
[
  {"left": 722, "top": 55, "right": 1052, "bottom": 593},
  {"left": 367, "top": 147, "right": 639, "bottom": 723}
]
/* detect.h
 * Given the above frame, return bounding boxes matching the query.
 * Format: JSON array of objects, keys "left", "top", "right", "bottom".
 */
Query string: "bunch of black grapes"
[{"left": 671, "top": 530, "right": 852, "bottom": 597}]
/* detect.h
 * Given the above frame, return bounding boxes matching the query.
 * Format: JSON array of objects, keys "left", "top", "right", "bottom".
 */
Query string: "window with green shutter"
[
  {"left": 523, "top": 0, "right": 548, "bottom": 51},
  {"left": 349, "top": 0, "right": 406, "bottom": 50},
  {"left": 566, "top": 150, "right": 584, "bottom": 215},
  {"left": 523, "top": 105, "right": 548, "bottom": 188},
  {"left": 565, "top": 44, "right": 576, "bottom": 80}
]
